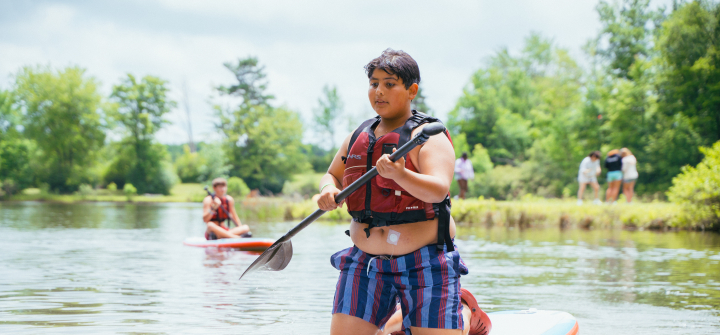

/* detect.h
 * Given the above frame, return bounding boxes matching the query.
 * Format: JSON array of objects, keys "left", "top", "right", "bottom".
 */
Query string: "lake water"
[{"left": 0, "top": 202, "right": 719, "bottom": 334}]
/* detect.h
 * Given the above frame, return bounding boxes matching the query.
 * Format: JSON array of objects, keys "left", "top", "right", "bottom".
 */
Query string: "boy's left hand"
[{"left": 376, "top": 149, "right": 406, "bottom": 181}]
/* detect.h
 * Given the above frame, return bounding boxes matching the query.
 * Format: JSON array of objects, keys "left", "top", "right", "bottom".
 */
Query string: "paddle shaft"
[
  {"left": 276, "top": 127, "right": 437, "bottom": 243},
  {"left": 205, "top": 187, "right": 238, "bottom": 228}
]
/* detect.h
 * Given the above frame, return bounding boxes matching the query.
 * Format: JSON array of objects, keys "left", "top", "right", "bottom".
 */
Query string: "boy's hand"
[
  {"left": 317, "top": 185, "right": 342, "bottom": 211},
  {"left": 376, "top": 148, "right": 406, "bottom": 181},
  {"left": 211, "top": 197, "right": 221, "bottom": 210}
]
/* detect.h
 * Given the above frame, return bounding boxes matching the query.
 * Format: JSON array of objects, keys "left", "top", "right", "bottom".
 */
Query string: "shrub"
[
  {"left": 123, "top": 183, "right": 137, "bottom": 200},
  {"left": 107, "top": 182, "right": 117, "bottom": 192},
  {"left": 282, "top": 173, "right": 322, "bottom": 198},
  {"left": 227, "top": 177, "right": 250, "bottom": 198},
  {"left": 175, "top": 145, "right": 205, "bottom": 183},
  {"left": 667, "top": 141, "right": 720, "bottom": 230},
  {"left": 77, "top": 183, "right": 94, "bottom": 198}
]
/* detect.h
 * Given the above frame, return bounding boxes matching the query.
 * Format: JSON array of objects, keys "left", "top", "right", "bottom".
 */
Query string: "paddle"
[
  {"left": 239, "top": 122, "right": 447, "bottom": 280},
  {"left": 204, "top": 186, "right": 238, "bottom": 228}
]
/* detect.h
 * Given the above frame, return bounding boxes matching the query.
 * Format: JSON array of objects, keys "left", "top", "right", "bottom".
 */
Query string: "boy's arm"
[
  {"left": 227, "top": 196, "right": 243, "bottom": 226},
  {"left": 375, "top": 125, "right": 454, "bottom": 204},
  {"left": 202, "top": 196, "right": 214, "bottom": 223},
  {"left": 317, "top": 134, "right": 351, "bottom": 211}
]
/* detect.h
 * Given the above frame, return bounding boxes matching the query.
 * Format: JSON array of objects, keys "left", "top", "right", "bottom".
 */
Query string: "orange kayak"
[{"left": 183, "top": 237, "right": 275, "bottom": 251}]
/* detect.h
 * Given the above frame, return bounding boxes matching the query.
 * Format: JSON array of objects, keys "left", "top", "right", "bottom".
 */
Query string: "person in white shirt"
[
  {"left": 620, "top": 147, "right": 638, "bottom": 203},
  {"left": 577, "top": 151, "right": 602, "bottom": 205},
  {"left": 454, "top": 152, "right": 474, "bottom": 199}
]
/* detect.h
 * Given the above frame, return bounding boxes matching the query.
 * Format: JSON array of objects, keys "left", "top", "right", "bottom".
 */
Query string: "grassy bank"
[
  {"left": 288, "top": 197, "right": 702, "bottom": 231},
  {"left": 5, "top": 183, "right": 703, "bottom": 230}
]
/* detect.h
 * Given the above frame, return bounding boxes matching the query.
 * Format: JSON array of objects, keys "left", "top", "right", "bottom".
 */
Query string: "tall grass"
[{"left": 288, "top": 197, "right": 697, "bottom": 230}]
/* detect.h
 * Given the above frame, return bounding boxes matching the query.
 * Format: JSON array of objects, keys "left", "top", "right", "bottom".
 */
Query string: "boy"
[
  {"left": 317, "top": 49, "right": 489, "bottom": 335},
  {"left": 202, "top": 178, "right": 251, "bottom": 239}
]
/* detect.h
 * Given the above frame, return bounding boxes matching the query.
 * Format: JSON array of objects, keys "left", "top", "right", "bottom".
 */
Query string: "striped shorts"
[{"left": 330, "top": 243, "right": 468, "bottom": 332}]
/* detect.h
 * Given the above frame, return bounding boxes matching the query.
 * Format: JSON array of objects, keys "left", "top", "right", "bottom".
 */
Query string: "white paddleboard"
[{"left": 488, "top": 309, "right": 579, "bottom": 335}]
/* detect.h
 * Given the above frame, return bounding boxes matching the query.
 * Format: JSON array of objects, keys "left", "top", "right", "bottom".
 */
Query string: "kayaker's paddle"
[
  {"left": 204, "top": 186, "right": 238, "bottom": 228},
  {"left": 239, "top": 122, "right": 447, "bottom": 280}
]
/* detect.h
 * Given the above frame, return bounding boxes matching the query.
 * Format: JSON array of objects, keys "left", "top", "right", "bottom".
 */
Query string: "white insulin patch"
[{"left": 387, "top": 229, "right": 400, "bottom": 245}]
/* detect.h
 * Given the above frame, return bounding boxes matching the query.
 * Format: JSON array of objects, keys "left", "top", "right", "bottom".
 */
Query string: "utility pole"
[{"left": 182, "top": 80, "right": 196, "bottom": 152}]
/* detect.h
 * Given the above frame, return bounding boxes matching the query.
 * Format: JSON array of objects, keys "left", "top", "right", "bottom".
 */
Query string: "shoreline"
[{"left": 3, "top": 192, "right": 714, "bottom": 232}]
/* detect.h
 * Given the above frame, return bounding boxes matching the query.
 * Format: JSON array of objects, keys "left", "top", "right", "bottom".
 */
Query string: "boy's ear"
[{"left": 408, "top": 83, "right": 419, "bottom": 100}]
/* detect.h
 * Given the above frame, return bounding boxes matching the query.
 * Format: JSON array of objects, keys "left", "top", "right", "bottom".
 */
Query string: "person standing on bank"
[
  {"left": 577, "top": 151, "right": 602, "bottom": 205},
  {"left": 455, "top": 152, "right": 474, "bottom": 199},
  {"left": 202, "top": 178, "right": 251, "bottom": 240},
  {"left": 620, "top": 148, "right": 638, "bottom": 203},
  {"left": 317, "top": 49, "right": 489, "bottom": 335},
  {"left": 604, "top": 149, "right": 623, "bottom": 204}
]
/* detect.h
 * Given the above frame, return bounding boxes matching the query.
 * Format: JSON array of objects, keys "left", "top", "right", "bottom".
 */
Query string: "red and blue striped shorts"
[{"left": 330, "top": 243, "right": 468, "bottom": 332}]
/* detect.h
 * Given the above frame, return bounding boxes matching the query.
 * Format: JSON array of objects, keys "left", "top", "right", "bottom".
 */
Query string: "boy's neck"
[{"left": 379, "top": 108, "right": 413, "bottom": 131}]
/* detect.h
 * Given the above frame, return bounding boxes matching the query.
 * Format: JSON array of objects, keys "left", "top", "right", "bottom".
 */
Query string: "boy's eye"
[
  {"left": 371, "top": 83, "right": 378, "bottom": 88},
  {"left": 386, "top": 83, "right": 394, "bottom": 88}
]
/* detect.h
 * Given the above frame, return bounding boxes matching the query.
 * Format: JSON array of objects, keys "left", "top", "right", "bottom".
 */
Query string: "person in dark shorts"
[
  {"left": 604, "top": 149, "right": 623, "bottom": 204},
  {"left": 317, "top": 49, "right": 485, "bottom": 335}
]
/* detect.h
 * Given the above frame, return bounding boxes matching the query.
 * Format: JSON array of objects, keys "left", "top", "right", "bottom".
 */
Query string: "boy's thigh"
[
  {"left": 330, "top": 313, "right": 380, "bottom": 335},
  {"left": 398, "top": 274, "right": 464, "bottom": 332},
  {"left": 332, "top": 270, "right": 399, "bottom": 328},
  {"left": 409, "top": 327, "right": 463, "bottom": 335}
]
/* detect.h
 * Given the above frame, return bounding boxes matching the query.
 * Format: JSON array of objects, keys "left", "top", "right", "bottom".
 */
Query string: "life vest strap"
[{"left": 436, "top": 196, "right": 454, "bottom": 252}]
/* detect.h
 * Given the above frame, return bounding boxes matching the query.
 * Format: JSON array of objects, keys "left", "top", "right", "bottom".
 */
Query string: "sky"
[{"left": 0, "top": 0, "right": 672, "bottom": 145}]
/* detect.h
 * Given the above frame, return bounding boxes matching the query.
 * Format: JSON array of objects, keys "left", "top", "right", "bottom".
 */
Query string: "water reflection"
[{"left": 0, "top": 202, "right": 719, "bottom": 334}]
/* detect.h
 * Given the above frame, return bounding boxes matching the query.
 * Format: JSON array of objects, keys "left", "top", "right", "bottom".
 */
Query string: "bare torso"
[
  {"left": 349, "top": 217, "right": 456, "bottom": 256},
  {"left": 346, "top": 125, "right": 456, "bottom": 256}
]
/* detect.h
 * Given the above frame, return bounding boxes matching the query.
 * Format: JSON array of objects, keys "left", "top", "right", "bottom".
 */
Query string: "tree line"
[
  {"left": 1, "top": 0, "right": 719, "bottom": 202},
  {"left": 447, "top": 0, "right": 720, "bottom": 200}
]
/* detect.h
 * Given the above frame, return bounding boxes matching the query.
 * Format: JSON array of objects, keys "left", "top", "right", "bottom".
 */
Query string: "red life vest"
[
  {"left": 210, "top": 196, "right": 230, "bottom": 224},
  {"left": 342, "top": 111, "right": 455, "bottom": 251}
]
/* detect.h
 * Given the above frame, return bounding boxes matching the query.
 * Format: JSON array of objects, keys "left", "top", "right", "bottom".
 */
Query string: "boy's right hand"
[
  {"left": 211, "top": 197, "right": 221, "bottom": 210},
  {"left": 317, "top": 186, "right": 342, "bottom": 211}
]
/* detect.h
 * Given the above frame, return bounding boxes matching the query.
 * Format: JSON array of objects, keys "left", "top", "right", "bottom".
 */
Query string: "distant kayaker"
[
  {"left": 202, "top": 178, "right": 251, "bottom": 239},
  {"left": 318, "top": 49, "right": 485, "bottom": 335}
]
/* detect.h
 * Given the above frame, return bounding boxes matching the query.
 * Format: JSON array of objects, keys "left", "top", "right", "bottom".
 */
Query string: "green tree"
[
  {"left": 449, "top": 33, "right": 587, "bottom": 196},
  {"left": 0, "top": 89, "right": 34, "bottom": 194},
  {"left": 13, "top": 66, "right": 106, "bottom": 193},
  {"left": 197, "top": 142, "right": 231, "bottom": 183},
  {"left": 175, "top": 144, "right": 205, "bottom": 183},
  {"left": 656, "top": 1, "right": 720, "bottom": 144},
  {"left": 313, "top": 85, "right": 344, "bottom": 149},
  {"left": 595, "top": 0, "right": 665, "bottom": 79},
  {"left": 108, "top": 74, "right": 177, "bottom": 194},
  {"left": 215, "top": 57, "right": 309, "bottom": 193}
]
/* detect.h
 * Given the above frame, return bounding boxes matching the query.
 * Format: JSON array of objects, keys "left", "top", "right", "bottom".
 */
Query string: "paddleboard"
[
  {"left": 183, "top": 237, "right": 275, "bottom": 251},
  {"left": 488, "top": 309, "right": 578, "bottom": 335}
]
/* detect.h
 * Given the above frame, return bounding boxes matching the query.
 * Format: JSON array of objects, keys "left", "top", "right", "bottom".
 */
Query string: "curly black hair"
[{"left": 364, "top": 48, "right": 420, "bottom": 89}]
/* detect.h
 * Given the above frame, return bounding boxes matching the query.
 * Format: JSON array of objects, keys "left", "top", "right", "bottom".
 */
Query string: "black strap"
[
  {"left": 436, "top": 196, "right": 454, "bottom": 252},
  {"left": 347, "top": 116, "right": 380, "bottom": 158},
  {"left": 363, "top": 136, "right": 375, "bottom": 238}
]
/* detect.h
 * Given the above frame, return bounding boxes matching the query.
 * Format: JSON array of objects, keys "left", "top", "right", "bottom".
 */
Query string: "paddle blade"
[{"left": 239, "top": 240, "right": 293, "bottom": 280}]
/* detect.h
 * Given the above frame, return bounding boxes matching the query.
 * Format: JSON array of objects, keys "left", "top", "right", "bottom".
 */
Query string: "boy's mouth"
[{"left": 375, "top": 99, "right": 388, "bottom": 106}]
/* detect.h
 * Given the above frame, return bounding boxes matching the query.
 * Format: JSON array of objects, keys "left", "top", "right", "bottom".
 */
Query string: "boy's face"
[
  {"left": 368, "top": 69, "right": 417, "bottom": 118},
  {"left": 214, "top": 184, "right": 227, "bottom": 196}
]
